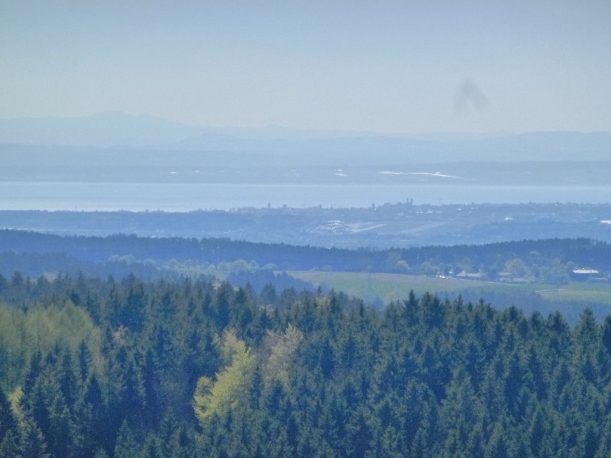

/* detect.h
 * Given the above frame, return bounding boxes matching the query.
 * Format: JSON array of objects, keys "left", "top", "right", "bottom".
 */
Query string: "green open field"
[
  {"left": 290, "top": 271, "right": 508, "bottom": 303},
  {"left": 535, "top": 282, "right": 611, "bottom": 306},
  {"left": 290, "top": 271, "right": 611, "bottom": 308}
]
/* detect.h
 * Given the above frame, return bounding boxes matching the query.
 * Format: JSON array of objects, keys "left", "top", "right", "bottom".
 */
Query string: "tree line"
[{"left": 2, "top": 230, "right": 611, "bottom": 282}]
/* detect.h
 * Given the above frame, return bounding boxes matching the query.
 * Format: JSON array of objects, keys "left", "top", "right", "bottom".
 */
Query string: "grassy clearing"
[
  {"left": 290, "top": 271, "right": 503, "bottom": 303},
  {"left": 536, "top": 283, "right": 611, "bottom": 306},
  {"left": 290, "top": 270, "right": 611, "bottom": 306}
]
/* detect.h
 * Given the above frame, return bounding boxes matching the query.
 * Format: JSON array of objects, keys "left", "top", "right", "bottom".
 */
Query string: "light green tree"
[{"left": 193, "top": 330, "right": 254, "bottom": 424}]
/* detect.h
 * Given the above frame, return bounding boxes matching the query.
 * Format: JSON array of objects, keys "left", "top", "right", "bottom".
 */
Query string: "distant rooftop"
[{"left": 572, "top": 268, "right": 600, "bottom": 275}]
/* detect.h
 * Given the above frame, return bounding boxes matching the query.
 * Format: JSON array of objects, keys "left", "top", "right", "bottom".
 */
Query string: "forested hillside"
[
  {"left": 3, "top": 230, "right": 611, "bottom": 281},
  {"left": 0, "top": 274, "right": 609, "bottom": 457}
]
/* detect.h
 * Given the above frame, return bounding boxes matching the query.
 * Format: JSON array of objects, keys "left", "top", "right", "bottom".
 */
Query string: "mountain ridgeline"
[{"left": 2, "top": 113, "right": 611, "bottom": 159}]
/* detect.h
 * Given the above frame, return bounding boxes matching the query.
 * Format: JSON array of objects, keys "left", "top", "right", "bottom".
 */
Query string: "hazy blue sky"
[{"left": 1, "top": 0, "right": 610, "bottom": 133}]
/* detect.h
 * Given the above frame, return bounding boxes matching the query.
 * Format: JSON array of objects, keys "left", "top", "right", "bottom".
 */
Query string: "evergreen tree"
[
  {"left": 19, "top": 415, "right": 49, "bottom": 458},
  {"left": 0, "top": 385, "right": 17, "bottom": 440},
  {"left": 114, "top": 420, "right": 139, "bottom": 458}
]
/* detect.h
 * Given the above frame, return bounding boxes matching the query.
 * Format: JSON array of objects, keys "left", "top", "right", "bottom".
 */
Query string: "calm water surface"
[{"left": 1, "top": 182, "right": 610, "bottom": 211}]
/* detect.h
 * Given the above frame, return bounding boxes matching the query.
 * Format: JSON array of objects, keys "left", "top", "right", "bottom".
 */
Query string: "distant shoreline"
[{"left": 1, "top": 182, "right": 610, "bottom": 212}]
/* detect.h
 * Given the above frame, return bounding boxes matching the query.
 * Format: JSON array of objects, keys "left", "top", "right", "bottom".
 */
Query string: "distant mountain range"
[
  {"left": 1, "top": 112, "right": 610, "bottom": 164},
  {"left": 0, "top": 112, "right": 201, "bottom": 148}
]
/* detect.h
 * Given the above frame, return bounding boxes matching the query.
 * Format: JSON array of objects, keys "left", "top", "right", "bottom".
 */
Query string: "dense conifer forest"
[{"left": 0, "top": 273, "right": 609, "bottom": 457}]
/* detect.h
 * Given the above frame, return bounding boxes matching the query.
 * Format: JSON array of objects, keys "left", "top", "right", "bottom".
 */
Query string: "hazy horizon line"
[{"left": 2, "top": 110, "right": 611, "bottom": 138}]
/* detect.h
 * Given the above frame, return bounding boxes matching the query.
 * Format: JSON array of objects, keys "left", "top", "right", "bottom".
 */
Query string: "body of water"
[{"left": 1, "top": 182, "right": 610, "bottom": 211}]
